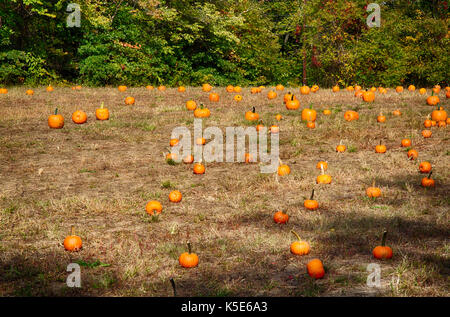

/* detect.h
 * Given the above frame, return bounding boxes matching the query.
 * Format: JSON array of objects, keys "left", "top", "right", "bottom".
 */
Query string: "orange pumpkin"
[
  {"left": 234, "top": 94, "right": 242, "bottom": 102},
  {"left": 290, "top": 230, "right": 310, "bottom": 255},
  {"left": 63, "top": 226, "right": 82, "bottom": 252},
  {"left": 395, "top": 86, "right": 403, "bottom": 93},
  {"left": 226, "top": 85, "right": 234, "bottom": 93},
  {"left": 311, "top": 85, "right": 319, "bottom": 93},
  {"left": 421, "top": 171, "right": 435, "bottom": 187},
  {"left": 362, "top": 91, "right": 375, "bottom": 102},
  {"left": 407, "top": 149, "right": 418, "bottom": 160},
  {"left": 304, "top": 189, "right": 319, "bottom": 210},
  {"left": 332, "top": 85, "right": 340, "bottom": 92},
  {"left": 118, "top": 85, "right": 127, "bottom": 92},
  {"left": 275, "top": 84, "right": 284, "bottom": 91},
  {"left": 48, "top": 108, "right": 64, "bottom": 129},
  {"left": 158, "top": 85, "right": 166, "bottom": 91},
  {"left": 245, "top": 107, "right": 259, "bottom": 121},
  {"left": 418, "top": 161, "right": 431, "bottom": 173},
  {"left": 146, "top": 200, "right": 162, "bottom": 216},
  {"left": 300, "top": 86, "right": 310, "bottom": 95},
  {"left": 301, "top": 106, "right": 317, "bottom": 122},
  {"left": 422, "top": 130, "right": 432, "bottom": 138},
  {"left": 408, "top": 85, "right": 416, "bottom": 91},
  {"left": 26, "top": 89, "right": 34, "bottom": 95},
  {"left": 125, "top": 96, "right": 135, "bottom": 105},
  {"left": 366, "top": 180, "right": 381, "bottom": 198},
  {"left": 306, "top": 259, "right": 325, "bottom": 279},
  {"left": 209, "top": 92, "right": 219, "bottom": 102},
  {"left": 373, "top": 231, "right": 393, "bottom": 260},
  {"left": 431, "top": 107, "right": 447, "bottom": 122},
  {"left": 169, "top": 190, "right": 182, "bottom": 203},
  {"left": 194, "top": 105, "right": 211, "bottom": 118},
  {"left": 179, "top": 242, "right": 199, "bottom": 268},
  {"left": 401, "top": 139, "right": 411, "bottom": 147},
  {"left": 426, "top": 95, "right": 440, "bottom": 106},
  {"left": 178, "top": 86, "right": 186, "bottom": 92},
  {"left": 186, "top": 100, "right": 197, "bottom": 111},
  {"left": 344, "top": 110, "right": 359, "bottom": 121},
  {"left": 193, "top": 162, "right": 205, "bottom": 174},
  {"left": 273, "top": 211, "right": 289, "bottom": 224},
  {"left": 95, "top": 103, "right": 109, "bottom": 120},
  {"left": 286, "top": 95, "right": 300, "bottom": 110},
  {"left": 72, "top": 110, "right": 87, "bottom": 124},
  {"left": 202, "top": 83, "right": 212, "bottom": 92},
  {"left": 46, "top": 85, "right": 54, "bottom": 92},
  {"left": 267, "top": 90, "right": 277, "bottom": 99},
  {"left": 277, "top": 161, "right": 290, "bottom": 176}
]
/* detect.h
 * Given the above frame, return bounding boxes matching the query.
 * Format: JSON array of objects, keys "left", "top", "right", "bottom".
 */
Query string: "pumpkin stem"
[
  {"left": 187, "top": 241, "right": 192, "bottom": 254},
  {"left": 54, "top": 108, "right": 58, "bottom": 115},
  {"left": 321, "top": 164, "right": 325, "bottom": 175},
  {"left": 278, "top": 157, "right": 283, "bottom": 166},
  {"left": 291, "top": 94, "right": 294, "bottom": 101},
  {"left": 252, "top": 106, "right": 255, "bottom": 113},
  {"left": 71, "top": 225, "right": 75, "bottom": 236},
  {"left": 291, "top": 230, "right": 301, "bottom": 241},
  {"left": 170, "top": 278, "right": 177, "bottom": 296},
  {"left": 310, "top": 189, "right": 315, "bottom": 200},
  {"left": 381, "top": 231, "right": 387, "bottom": 246},
  {"left": 100, "top": 102, "right": 104, "bottom": 109},
  {"left": 428, "top": 171, "right": 432, "bottom": 179},
  {"left": 372, "top": 180, "right": 375, "bottom": 187}
]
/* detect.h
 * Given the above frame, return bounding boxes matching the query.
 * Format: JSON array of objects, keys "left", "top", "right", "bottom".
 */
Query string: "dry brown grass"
[{"left": 0, "top": 86, "right": 448, "bottom": 297}]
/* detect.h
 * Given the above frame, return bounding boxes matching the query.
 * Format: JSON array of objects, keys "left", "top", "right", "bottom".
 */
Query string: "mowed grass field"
[{"left": 0, "top": 86, "right": 448, "bottom": 297}]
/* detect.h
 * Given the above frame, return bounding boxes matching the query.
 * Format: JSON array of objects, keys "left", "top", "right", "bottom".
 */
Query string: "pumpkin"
[
  {"left": 273, "top": 211, "right": 289, "bottom": 224},
  {"left": 362, "top": 91, "right": 375, "bottom": 102},
  {"left": 234, "top": 94, "right": 242, "bottom": 102},
  {"left": 395, "top": 86, "right": 403, "bottom": 93},
  {"left": 346, "top": 86, "right": 354, "bottom": 91},
  {"left": 275, "top": 114, "right": 282, "bottom": 121},
  {"left": 283, "top": 92, "right": 294, "bottom": 103},
  {"left": 306, "top": 121, "right": 315, "bottom": 129},
  {"left": 426, "top": 94, "right": 440, "bottom": 106},
  {"left": 125, "top": 96, "right": 135, "bottom": 105},
  {"left": 300, "top": 86, "right": 310, "bottom": 95},
  {"left": 407, "top": 149, "right": 418, "bottom": 160},
  {"left": 183, "top": 155, "right": 194, "bottom": 164},
  {"left": 209, "top": 92, "right": 219, "bottom": 102},
  {"left": 311, "top": 85, "right": 319, "bottom": 93},
  {"left": 432, "top": 85, "right": 441, "bottom": 94},
  {"left": 336, "top": 141, "right": 346, "bottom": 153},
  {"left": 46, "top": 85, "right": 54, "bottom": 92},
  {"left": 447, "top": 118, "right": 450, "bottom": 125},
  {"left": 158, "top": 85, "right": 166, "bottom": 91},
  {"left": 419, "top": 88, "right": 426, "bottom": 95},
  {"left": 95, "top": 102, "right": 109, "bottom": 120},
  {"left": 377, "top": 113, "right": 386, "bottom": 123},
  {"left": 332, "top": 85, "right": 340, "bottom": 92},
  {"left": 251, "top": 87, "right": 260, "bottom": 94},
  {"left": 118, "top": 85, "right": 127, "bottom": 92},
  {"left": 146, "top": 85, "right": 154, "bottom": 90},
  {"left": 392, "top": 109, "right": 401, "bottom": 116},
  {"left": 275, "top": 84, "right": 284, "bottom": 91},
  {"left": 194, "top": 105, "right": 211, "bottom": 118},
  {"left": 447, "top": 91, "right": 450, "bottom": 99},
  {"left": 245, "top": 153, "right": 254, "bottom": 163},
  {"left": 170, "top": 139, "right": 179, "bottom": 147},
  {"left": 269, "top": 125, "right": 279, "bottom": 134},
  {"left": 366, "top": 180, "right": 381, "bottom": 198},
  {"left": 193, "top": 162, "right": 205, "bottom": 174},
  {"left": 178, "top": 86, "right": 186, "bottom": 92},
  {"left": 419, "top": 161, "right": 431, "bottom": 173},
  {"left": 63, "top": 226, "right": 82, "bottom": 252},
  {"left": 72, "top": 110, "right": 87, "bottom": 124},
  {"left": 354, "top": 85, "right": 362, "bottom": 91},
  {"left": 245, "top": 107, "right": 259, "bottom": 121},
  {"left": 75, "top": 85, "right": 82, "bottom": 90},
  {"left": 202, "top": 83, "right": 212, "bottom": 92},
  {"left": 421, "top": 172, "right": 435, "bottom": 187},
  {"left": 267, "top": 90, "right": 277, "bottom": 99},
  {"left": 145, "top": 200, "right": 162, "bottom": 216},
  {"left": 354, "top": 90, "right": 364, "bottom": 98},
  {"left": 375, "top": 141, "right": 386, "bottom": 153},
  {"left": 277, "top": 159, "right": 290, "bottom": 176},
  {"left": 373, "top": 231, "right": 393, "bottom": 260},
  {"left": 196, "top": 137, "right": 206, "bottom": 145},
  {"left": 186, "top": 100, "right": 197, "bottom": 111},
  {"left": 422, "top": 130, "right": 432, "bottom": 138},
  {"left": 233, "top": 86, "right": 242, "bottom": 93},
  {"left": 169, "top": 190, "right": 182, "bottom": 203},
  {"left": 226, "top": 85, "right": 234, "bottom": 93},
  {"left": 323, "top": 109, "right": 331, "bottom": 115},
  {"left": 286, "top": 95, "right": 300, "bottom": 110},
  {"left": 0, "top": 88, "right": 8, "bottom": 94},
  {"left": 379, "top": 87, "right": 387, "bottom": 94},
  {"left": 317, "top": 164, "right": 332, "bottom": 184},
  {"left": 48, "top": 108, "right": 64, "bottom": 129},
  {"left": 304, "top": 189, "right": 319, "bottom": 210},
  {"left": 256, "top": 123, "right": 264, "bottom": 132},
  {"left": 424, "top": 118, "right": 432, "bottom": 128},
  {"left": 344, "top": 110, "right": 359, "bottom": 121},
  {"left": 26, "top": 89, "right": 34, "bottom": 95},
  {"left": 401, "top": 139, "right": 411, "bottom": 147},
  {"left": 307, "top": 259, "right": 325, "bottom": 279},
  {"left": 301, "top": 106, "right": 317, "bottom": 122},
  {"left": 408, "top": 85, "right": 416, "bottom": 91},
  {"left": 179, "top": 242, "right": 199, "bottom": 268},
  {"left": 431, "top": 120, "right": 437, "bottom": 126},
  {"left": 431, "top": 107, "right": 447, "bottom": 122},
  {"left": 166, "top": 152, "right": 178, "bottom": 161},
  {"left": 290, "top": 230, "right": 310, "bottom": 255},
  {"left": 370, "top": 87, "right": 377, "bottom": 92},
  {"left": 316, "top": 161, "right": 327, "bottom": 170},
  {"left": 438, "top": 120, "right": 446, "bottom": 127}
]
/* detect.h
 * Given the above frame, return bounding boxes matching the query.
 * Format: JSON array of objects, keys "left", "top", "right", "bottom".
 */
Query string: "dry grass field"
[{"left": 0, "top": 86, "right": 448, "bottom": 297}]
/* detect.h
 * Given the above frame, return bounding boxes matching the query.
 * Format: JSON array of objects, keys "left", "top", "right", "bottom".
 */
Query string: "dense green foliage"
[{"left": 0, "top": 0, "right": 448, "bottom": 87}]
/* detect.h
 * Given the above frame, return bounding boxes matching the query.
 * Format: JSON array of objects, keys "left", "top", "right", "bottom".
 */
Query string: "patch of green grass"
[
  {"left": 348, "top": 145, "right": 357, "bottom": 153},
  {"left": 161, "top": 180, "right": 174, "bottom": 189},
  {"left": 75, "top": 260, "right": 111, "bottom": 268}
]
